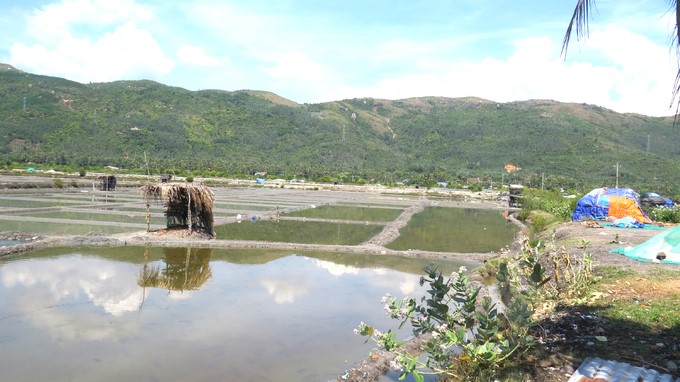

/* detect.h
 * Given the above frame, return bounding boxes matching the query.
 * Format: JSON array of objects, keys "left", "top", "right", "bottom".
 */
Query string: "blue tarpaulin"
[{"left": 571, "top": 188, "right": 650, "bottom": 223}]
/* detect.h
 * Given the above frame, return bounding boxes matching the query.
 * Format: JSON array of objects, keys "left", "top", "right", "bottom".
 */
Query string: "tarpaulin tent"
[
  {"left": 571, "top": 187, "right": 651, "bottom": 224},
  {"left": 611, "top": 225, "right": 680, "bottom": 264}
]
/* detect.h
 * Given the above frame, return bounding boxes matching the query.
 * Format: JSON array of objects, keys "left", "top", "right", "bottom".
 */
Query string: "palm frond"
[
  {"left": 673, "top": 0, "right": 680, "bottom": 119},
  {"left": 561, "top": 0, "right": 595, "bottom": 57}
]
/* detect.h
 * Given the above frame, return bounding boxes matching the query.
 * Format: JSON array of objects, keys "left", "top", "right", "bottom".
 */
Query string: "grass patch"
[{"left": 589, "top": 268, "right": 680, "bottom": 330}]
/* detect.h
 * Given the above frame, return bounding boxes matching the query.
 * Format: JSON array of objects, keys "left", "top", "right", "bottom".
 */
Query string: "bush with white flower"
[
  {"left": 356, "top": 235, "right": 594, "bottom": 381},
  {"left": 356, "top": 265, "right": 536, "bottom": 381}
]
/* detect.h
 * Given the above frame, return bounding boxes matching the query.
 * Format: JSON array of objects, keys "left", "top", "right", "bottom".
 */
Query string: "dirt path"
[{"left": 362, "top": 200, "right": 427, "bottom": 247}]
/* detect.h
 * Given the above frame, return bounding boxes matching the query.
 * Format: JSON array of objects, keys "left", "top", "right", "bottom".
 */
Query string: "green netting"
[{"left": 610, "top": 225, "right": 680, "bottom": 264}]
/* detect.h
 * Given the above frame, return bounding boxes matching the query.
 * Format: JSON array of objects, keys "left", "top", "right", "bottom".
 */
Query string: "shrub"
[
  {"left": 357, "top": 235, "right": 594, "bottom": 381},
  {"left": 525, "top": 210, "right": 560, "bottom": 235},
  {"left": 53, "top": 178, "right": 64, "bottom": 189},
  {"left": 520, "top": 189, "right": 577, "bottom": 221},
  {"left": 650, "top": 206, "right": 680, "bottom": 223},
  {"left": 358, "top": 265, "right": 535, "bottom": 381}
]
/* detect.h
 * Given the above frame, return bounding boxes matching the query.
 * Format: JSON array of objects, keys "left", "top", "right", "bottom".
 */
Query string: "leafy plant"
[
  {"left": 357, "top": 265, "right": 536, "bottom": 381},
  {"left": 357, "top": 234, "right": 595, "bottom": 381},
  {"left": 497, "top": 236, "right": 594, "bottom": 312}
]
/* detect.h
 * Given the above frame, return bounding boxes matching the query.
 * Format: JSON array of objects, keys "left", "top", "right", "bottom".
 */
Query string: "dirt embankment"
[{"left": 551, "top": 221, "right": 680, "bottom": 272}]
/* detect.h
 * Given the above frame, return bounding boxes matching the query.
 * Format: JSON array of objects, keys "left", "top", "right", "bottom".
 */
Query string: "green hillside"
[{"left": 1, "top": 63, "right": 679, "bottom": 193}]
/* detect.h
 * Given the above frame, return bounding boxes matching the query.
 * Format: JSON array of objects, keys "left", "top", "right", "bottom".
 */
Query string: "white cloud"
[
  {"left": 10, "top": 21, "right": 174, "bottom": 83},
  {"left": 1, "top": 257, "right": 144, "bottom": 341},
  {"left": 27, "top": 0, "right": 153, "bottom": 44},
  {"left": 260, "top": 277, "right": 309, "bottom": 304},
  {"left": 266, "top": 52, "right": 323, "bottom": 81},
  {"left": 8, "top": 0, "right": 172, "bottom": 84},
  {"left": 398, "top": 280, "right": 417, "bottom": 295},
  {"left": 316, "top": 28, "right": 677, "bottom": 116},
  {"left": 313, "top": 259, "right": 360, "bottom": 276},
  {"left": 176, "top": 44, "right": 227, "bottom": 67},
  {"left": 185, "top": 2, "right": 287, "bottom": 60}
]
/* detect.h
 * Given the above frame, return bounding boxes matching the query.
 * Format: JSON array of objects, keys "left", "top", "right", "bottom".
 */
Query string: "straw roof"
[{"left": 139, "top": 182, "right": 215, "bottom": 236}]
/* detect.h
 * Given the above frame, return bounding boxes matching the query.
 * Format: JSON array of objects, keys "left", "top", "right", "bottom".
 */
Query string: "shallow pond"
[
  {"left": 0, "top": 246, "right": 474, "bottom": 382},
  {"left": 387, "top": 207, "right": 518, "bottom": 252},
  {"left": 285, "top": 205, "right": 404, "bottom": 222},
  {"left": 214, "top": 219, "right": 384, "bottom": 245},
  {"left": 19, "top": 210, "right": 166, "bottom": 225},
  {"left": 0, "top": 198, "right": 69, "bottom": 208},
  {"left": 0, "top": 220, "right": 140, "bottom": 235}
]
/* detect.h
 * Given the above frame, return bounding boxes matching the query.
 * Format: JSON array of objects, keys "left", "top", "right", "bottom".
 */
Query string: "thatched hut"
[
  {"left": 97, "top": 175, "right": 117, "bottom": 191},
  {"left": 139, "top": 183, "right": 215, "bottom": 237}
]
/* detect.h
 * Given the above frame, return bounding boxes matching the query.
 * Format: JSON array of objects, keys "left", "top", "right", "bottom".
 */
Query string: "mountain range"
[{"left": 1, "top": 63, "right": 678, "bottom": 194}]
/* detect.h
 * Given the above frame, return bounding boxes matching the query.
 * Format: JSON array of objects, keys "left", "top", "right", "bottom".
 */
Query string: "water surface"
[
  {"left": 285, "top": 205, "right": 404, "bottom": 221},
  {"left": 214, "top": 220, "right": 384, "bottom": 245},
  {"left": 0, "top": 246, "right": 474, "bottom": 382},
  {"left": 387, "top": 207, "right": 518, "bottom": 252}
]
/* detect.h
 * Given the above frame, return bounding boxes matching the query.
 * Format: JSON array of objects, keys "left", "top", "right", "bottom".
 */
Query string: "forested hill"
[{"left": 1, "top": 63, "right": 679, "bottom": 193}]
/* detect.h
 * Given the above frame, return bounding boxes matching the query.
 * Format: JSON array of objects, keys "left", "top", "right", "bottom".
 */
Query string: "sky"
[{"left": 1, "top": 0, "right": 678, "bottom": 116}]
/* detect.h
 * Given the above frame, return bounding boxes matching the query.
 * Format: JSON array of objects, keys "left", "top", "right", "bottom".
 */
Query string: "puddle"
[
  {"left": 0, "top": 246, "right": 473, "bottom": 382},
  {"left": 0, "top": 240, "right": 23, "bottom": 247}
]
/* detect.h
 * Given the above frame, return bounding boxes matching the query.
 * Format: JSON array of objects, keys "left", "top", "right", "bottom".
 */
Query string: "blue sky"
[{"left": 1, "top": 0, "right": 677, "bottom": 116}]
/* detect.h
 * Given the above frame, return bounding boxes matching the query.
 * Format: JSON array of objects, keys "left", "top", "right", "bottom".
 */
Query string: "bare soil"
[{"left": 524, "top": 222, "right": 680, "bottom": 382}]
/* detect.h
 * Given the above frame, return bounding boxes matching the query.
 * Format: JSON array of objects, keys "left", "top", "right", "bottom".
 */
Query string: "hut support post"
[
  {"left": 145, "top": 202, "right": 151, "bottom": 232},
  {"left": 187, "top": 187, "right": 192, "bottom": 234}
]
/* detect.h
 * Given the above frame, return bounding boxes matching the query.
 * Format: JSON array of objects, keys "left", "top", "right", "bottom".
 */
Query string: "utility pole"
[
  {"left": 541, "top": 173, "right": 544, "bottom": 190},
  {"left": 614, "top": 162, "right": 620, "bottom": 188},
  {"left": 342, "top": 125, "right": 345, "bottom": 144},
  {"left": 646, "top": 135, "right": 650, "bottom": 153},
  {"left": 144, "top": 151, "right": 150, "bottom": 180}
]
